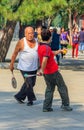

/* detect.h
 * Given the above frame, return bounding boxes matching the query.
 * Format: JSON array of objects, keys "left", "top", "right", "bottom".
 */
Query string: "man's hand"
[
  {"left": 37, "top": 71, "right": 43, "bottom": 76},
  {"left": 37, "top": 68, "right": 43, "bottom": 76},
  {"left": 61, "top": 48, "right": 68, "bottom": 55},
  {"left": 9, "top": 64, "right": 14, "bottom": 72}
]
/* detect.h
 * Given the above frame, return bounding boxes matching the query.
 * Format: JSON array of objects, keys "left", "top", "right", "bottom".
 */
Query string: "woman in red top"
[
  {"left": 38, "top": 29, "right": 72, "bottom": 112},
  {"left": 71, "top": 27, "right": 79, "bottom": 59}
]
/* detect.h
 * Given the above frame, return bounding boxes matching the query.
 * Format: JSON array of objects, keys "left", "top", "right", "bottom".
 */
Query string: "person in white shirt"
[{"left": 10, "top": 26, "right": 38, "bottom": 106}]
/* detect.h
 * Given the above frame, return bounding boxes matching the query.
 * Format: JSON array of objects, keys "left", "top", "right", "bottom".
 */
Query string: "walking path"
[{"left": 0, "top": 41, "right": 84, "bottom": 130}]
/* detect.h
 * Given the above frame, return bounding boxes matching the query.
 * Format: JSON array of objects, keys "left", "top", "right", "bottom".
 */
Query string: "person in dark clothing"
[{"left": 51, "top": 28, "right": 60, "bottom": 65}]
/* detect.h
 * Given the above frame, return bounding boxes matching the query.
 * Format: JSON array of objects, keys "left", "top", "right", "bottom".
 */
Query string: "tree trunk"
[
  {"left": 0, "top": 20, "right": 16, "bottom": 62},
  {"left": 68, "top": 9, "right": 72, "bottom": 36},
  {"left": 47, "top": 17, "right": 52, "bottom": 28}
]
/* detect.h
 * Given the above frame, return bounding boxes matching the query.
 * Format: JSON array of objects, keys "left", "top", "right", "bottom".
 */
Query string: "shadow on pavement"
[
  {"left": 60, "top": 58, "right": 84, "bottom": 71},
  {"left": 0, "top": 92, "right": 84, "bottom": 129}
]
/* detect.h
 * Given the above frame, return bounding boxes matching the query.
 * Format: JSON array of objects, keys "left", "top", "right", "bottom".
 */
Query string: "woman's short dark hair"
[{"left": 41, "top": 29, "right": 51, "bottom": 41}]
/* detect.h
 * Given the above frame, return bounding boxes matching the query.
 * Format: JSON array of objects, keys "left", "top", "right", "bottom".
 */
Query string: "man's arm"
[
  {"left": 53, "top": 49, "right": 67, "bottom": 55},
  {"left": 41, "top": 57, "right": 48, "bottom": 73},
  {"left": 9, "top": 40, "right": 23, "bottom": 72}
]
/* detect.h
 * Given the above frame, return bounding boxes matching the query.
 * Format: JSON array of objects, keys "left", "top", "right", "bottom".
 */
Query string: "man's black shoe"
[
  {"left": 27, "top": 101, "right": 33, "bottom": 106},
  {"left": 14, "top": 95, "right": 24, "bottom": 104},
  {"left": 43, "top": 108, "right": 53, "bottom": 112},
  {"left": 33, "top": 97, "right": 36, "bottom": 101},
  {"left": 61, "top": 105, "right": 73, "bottom": 111}
]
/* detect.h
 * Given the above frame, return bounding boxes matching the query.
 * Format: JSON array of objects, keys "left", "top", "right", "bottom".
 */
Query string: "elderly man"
[{"left": 10, "top": 26, "right": 38, "bottom": 106}]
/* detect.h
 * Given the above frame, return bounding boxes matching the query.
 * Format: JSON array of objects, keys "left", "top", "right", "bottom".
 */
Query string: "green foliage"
[
  {"left": 0, "top": 14, "right": 5, "bottom": 29},
  {"left": 0, "top": 0, "right": 84, "bottom": 27},
  {"left": 65, "top": 0, "right": 84, "bottom": 14},
  {"left": 52, "top": 14, "right": 61, "bottom": 27},
  {"left": 0, "top": 0, "right": 67, "bottom": 24},
  {"left": 55, "top": 0, "right": 84, "bottom": 28}
]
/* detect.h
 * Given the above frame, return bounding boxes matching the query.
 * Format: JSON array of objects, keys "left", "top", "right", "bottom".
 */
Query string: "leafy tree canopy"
[
  {"left": 55, "top": 0, "right": 84, "bottom": 28},
  {"left": 0, "top": 0, "right": 83, "bottom": 28},
  {"left": 65, "top": 0, "right": 84, "bottom": 15},
  {"left": 0, "top": 0, "right": 67, "bottom": 24}
]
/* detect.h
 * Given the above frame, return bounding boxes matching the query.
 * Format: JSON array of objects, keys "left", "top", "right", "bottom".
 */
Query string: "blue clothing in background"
[
  {"left": 79, "top": 30, "right": 84, "bottom": 51},
  {"left": 51, "top": 32, "right": 60, "bottom": 65},
  {"left": 51, "top": 32, "right": 60, "bottom": 50}
]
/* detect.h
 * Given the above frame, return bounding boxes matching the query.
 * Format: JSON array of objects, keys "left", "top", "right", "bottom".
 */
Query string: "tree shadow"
[
  {"left": 0, "top": 92, "right": 84, "bottom": 130},
  {"left": 60, "top": 58, "right": 84, "bottom": 71}
]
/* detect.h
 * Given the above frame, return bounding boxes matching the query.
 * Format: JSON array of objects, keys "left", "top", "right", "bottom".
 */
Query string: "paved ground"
[{"left": 0, "top": 41, "right": 84, "bottom": 130}]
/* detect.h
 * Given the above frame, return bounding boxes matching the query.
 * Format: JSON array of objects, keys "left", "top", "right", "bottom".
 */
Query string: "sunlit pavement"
[{"left": 0, "top": 41, "right": 84, "bottom": 130}]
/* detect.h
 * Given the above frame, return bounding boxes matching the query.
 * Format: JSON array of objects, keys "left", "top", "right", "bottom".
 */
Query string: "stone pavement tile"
[
  {"left": 0, "top": 48, "right": 84, "bottom": 130},
  {"left": 0, "top": 92, "right": 84, "bottom": 130}
]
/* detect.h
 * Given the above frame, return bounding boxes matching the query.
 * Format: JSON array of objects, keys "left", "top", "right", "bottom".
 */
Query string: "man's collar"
[{"left": 39, "top": 42, "right": 50, "bottom": 46}]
